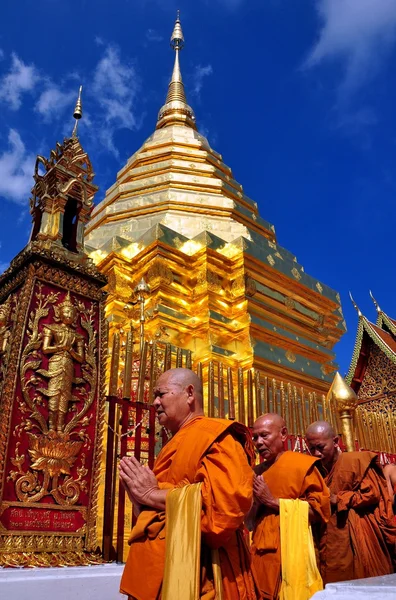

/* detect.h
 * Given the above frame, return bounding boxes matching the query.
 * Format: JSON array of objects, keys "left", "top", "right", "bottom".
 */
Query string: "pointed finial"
[
  {"left": 72, "top": 86, "right": 83, "bottom": 138},
  {"left": 349, "top": 291, "right": 362, "bottom": 317},
  {"left": 171, "top": 10, "right": 184, "bottom": 50},
  {"left": 369, "top": 290, "right": 381, "bottom": 313},
  {"left": 156, "top": 12, "right": 196, "bottom": 130},
  {"left": 327, "top": 372, "right": 358, "bottom": 411}
]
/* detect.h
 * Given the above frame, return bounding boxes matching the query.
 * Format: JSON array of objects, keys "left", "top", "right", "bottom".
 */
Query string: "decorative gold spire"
[
  {"left": 72, "top": 86, "right": 83, "bottom": 138},
  {"left": 349, "top": 291, "right": 362, "bottom": 318},
  {"left": 156, "top": 12, "right": 196, "bottom": 130},
  {"left": 327, "top": 371, "right": 358, "bottom": 452},
  {"left": 369, "top": 290, "right": 381, "bottom": 313}
]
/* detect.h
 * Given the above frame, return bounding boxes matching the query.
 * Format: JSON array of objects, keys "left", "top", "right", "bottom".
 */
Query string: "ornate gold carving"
[
  {"left": 231, "top": 275, "right": 245, "bottom": 297},
  {"left": 284, "top": 297, "right": 295, "bottom": 311},
  {"left": 0, "top": 296, "right": 12, "bottom": 356},
  {"left": 9, "top": 284, "right": 96, "bottom": 506},
  {"left": 316, "top": 282, "right": 323, "bottom": 294},
  {"left": 291, "top": 267, "right": 301, "bottom": 281},
  {"left": 207, "top": 271, "right": 222, "bottom": 293},
  {"left": 266, "top": 254, "right": 275, "bottom": 267},
  {"left": 285, "top": 350, "right": 296, "bottom": 363},
  {"left": 245, "top": 275, "right": 256, "bottom": 297},
  {"left": 147, "top": 260, "right": 173, "bottom": 286}
]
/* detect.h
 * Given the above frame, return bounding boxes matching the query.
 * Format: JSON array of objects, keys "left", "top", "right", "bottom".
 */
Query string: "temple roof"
[{"left": 346, "top": 296, "right": 396, "bottom": 392}]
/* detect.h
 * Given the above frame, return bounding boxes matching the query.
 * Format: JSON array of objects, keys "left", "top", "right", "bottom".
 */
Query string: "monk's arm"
[
  {"left": 336, "top": 468, "right": 381, "bottom": 512},
  {"left": 196, "top": 432, "right": 253, "bottom": 548},
  {"left": 302, "top": 466, "right": 331, "bottom": 524},
  {"left": 245, "top": 500, "right": 259, "bottom": 531}
]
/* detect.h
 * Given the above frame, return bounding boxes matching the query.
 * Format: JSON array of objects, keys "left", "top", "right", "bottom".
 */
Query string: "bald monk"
[
  {"left": 119, "top": 368, "right": 259, "bottom": 600},
  {"left": 248, "top": 413, "right": 330, "bottom": 600},
  {"left": 305, "top": 421, "right": 396, "bottom": 584}
]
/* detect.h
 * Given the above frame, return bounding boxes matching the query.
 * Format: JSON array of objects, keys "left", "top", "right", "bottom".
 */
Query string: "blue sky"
[{"left": 1, "top": 0, "right": 396, "bottom": 376}]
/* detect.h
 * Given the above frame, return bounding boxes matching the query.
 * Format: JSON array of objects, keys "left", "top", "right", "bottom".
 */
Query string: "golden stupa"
[{"left": 85, "top": 13, "right": 345, "bottom": 399}]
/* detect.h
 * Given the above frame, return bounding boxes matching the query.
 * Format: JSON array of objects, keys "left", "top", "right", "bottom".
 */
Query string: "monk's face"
[
  {"left": 252, "top": 419, "right": 287, "bottom": 463},
  {"left": 305, "top": 431, "right": 338, "bottom": 469},
  {"left": 153, "top": 372, "right": 192, "bottom": 434}
]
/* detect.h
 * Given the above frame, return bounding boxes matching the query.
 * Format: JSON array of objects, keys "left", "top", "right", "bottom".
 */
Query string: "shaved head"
[
  {"left": 305, "top": 420, "right": 339, "bottom": 471},
  {"left": 153, "top": 368, "right": 204, "bottom": 434},
  {"left": 255, "top": 413, "right": 286, "bottom": 431},
  {"left": 159, "top": 368, "right": 203, "bottom": 407},
  {"left": 306, "top": 421, "right": 336, "bottom": 439},
  {"left": 252, "top": 413, "right": 288, "bottom": 464}
]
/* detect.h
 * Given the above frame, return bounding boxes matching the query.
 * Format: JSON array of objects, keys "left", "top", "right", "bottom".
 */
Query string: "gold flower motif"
[{"left": 27, "top": 433, "right": 83, "bottom": 478}]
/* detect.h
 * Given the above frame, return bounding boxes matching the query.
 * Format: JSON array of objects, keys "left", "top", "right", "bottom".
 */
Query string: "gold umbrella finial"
[
  {"left": 349, "top": 291, "right": 362, "bottom": 318},
  {"left": 327, "top": 371, "right": 358, "bottom": 452},
  {"left": 156, "top": 12, "right": 196, "bottom": 129},
  {"left": 369, "top": 290, "right": 381, "bottom": 313},
  {"left": 171, "top": 10, "right": 184, "bottom": 50},
  {"left": 72, "top": 86, "right": 83, "bottom": 138}
]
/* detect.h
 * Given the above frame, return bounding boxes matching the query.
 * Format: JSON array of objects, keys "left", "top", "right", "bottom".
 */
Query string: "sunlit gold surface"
[
  {"left": 327, "top": 372, "right": 358, "bottom": 452},
  {"left": 85, "top": 14, "right": 345, "bottom": 402}
]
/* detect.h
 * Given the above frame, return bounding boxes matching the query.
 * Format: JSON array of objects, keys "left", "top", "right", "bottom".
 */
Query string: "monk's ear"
[
  {"left": 280, "top": 426, "right": 288, "bottom": 442},
  {"left": 333, "top": 435, "right": 339, "bottom": 447},
  {"left": 186, "top": 384, "right": 195, "bottom": 407}
]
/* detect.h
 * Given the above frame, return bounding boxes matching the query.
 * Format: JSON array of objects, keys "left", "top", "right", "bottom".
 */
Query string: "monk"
[
  {"left": 248, "top": 413, "right": 330, "bottom": 600},
  {"left": 383, "top": 463, "right": 396, "bottom": 513},
  {"left": 119, "top": 368, "right": 259, "bottom": 600},
  {"left": 305, "top": 420, "right": 396, "bottom": 584}
]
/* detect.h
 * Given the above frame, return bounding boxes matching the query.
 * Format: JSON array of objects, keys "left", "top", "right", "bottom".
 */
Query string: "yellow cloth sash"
[
  {"left": 279, "top": 499, "right": 323, "bottom": 600},
  {"left": 162, "top": 483, "right": 224, "bottom": 600}
]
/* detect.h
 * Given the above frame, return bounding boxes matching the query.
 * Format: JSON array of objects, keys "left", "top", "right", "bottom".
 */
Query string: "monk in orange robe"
[
  {"left": 247, "top": 413, "right": 330, "bottom": 600},
  {"left": 383, "top": 463, "right": 396, "bottom": 514},
  {"left": 119, "top": 368, "right": 259, "bottom": 600},
  {"left": 306, "top": 421, "right": 396, "bottom": 584}
]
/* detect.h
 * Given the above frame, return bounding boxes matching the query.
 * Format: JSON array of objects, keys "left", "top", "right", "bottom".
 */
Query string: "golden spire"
[
  {"left": 156, "top": 12, "right": 196, "bottom": 130},
  {"left": 349, "top": 291, "right": 362, "bottom": 318},
  {"left": 327, "top": 372, "right": 358, "bottom": 452},
  {"left": 369, "top": 290, "right": 381, "bottom": 313},
  {"left": 72, "top": 86, "right": 83, "bottom": 138}
]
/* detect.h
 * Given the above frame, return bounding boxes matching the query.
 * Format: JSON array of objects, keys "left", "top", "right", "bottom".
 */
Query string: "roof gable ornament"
[
  {"left": 369, "top": 290, "right": 381, "bottom": 314},
  {"left": 349, "top": 291, "right": 362, "bottom": 318}
]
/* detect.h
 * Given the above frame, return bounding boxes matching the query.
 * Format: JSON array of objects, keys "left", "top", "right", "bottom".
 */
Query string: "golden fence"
[{"left": 355, "top": 400, "right": 396, "bottom": 454}]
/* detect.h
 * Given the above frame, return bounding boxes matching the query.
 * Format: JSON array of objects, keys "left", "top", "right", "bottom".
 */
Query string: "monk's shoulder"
[
  {"left": 280, "top": 450, "right": 319, "bottom": 471},
  {"left": 338, "top": 450, "right": 378, "bottom": 471}
]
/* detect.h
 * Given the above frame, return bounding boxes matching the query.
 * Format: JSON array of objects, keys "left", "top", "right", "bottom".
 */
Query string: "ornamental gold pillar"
[
  {"left": 327, "top": 371, "right": 358, "bottom": 452},
  {"left": 0, "top": 91, "right": 108, "bottom": 567}
]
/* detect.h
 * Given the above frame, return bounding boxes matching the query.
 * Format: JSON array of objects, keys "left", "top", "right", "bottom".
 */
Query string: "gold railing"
[
  {"left": 198, "top": 360, "right": 340, "bottom": 436},
  {"left": 355, "top": 400, "right": 396, "bottom": 454}
]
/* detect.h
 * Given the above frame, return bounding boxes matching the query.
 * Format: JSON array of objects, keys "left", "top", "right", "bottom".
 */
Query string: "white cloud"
[
  {"left": 0, "top": 53, "right": 39, "bottom": 110},
  {"left": 92, "top": 45, "right": 141, "bottom": 156},
  {"left": 146, "top": 29, "right": 163, "bottom": 43},
  {"left": 191, "top": 64, "right": 213, "bottom": 98},
  {"left": 305, "top": 0, "right": 396, "bottom": 97},
  {"left": 35, "top": 85, "right": 76, "bottom": 122},
  {"left": 0, "top": 129, "right": 35, "bottom": 204}
]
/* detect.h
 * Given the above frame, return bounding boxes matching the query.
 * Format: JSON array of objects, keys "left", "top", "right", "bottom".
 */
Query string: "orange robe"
[
  {"left": 251, "top": 451, "right": 330, "bottom": 600},
  {"left": 120, "top": 415, "right": 259, "bottom": 600},
  {"left": 318, "top": 451, "right": 396, "bottom": 584}
]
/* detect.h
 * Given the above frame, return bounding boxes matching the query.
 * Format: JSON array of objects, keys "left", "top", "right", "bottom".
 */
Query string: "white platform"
[
  {"left": 1, "top": 564, "right": 395, "bottom": 599},
  {"left": 311, "top": 573, "right": 396, "bottom": 599},
  {"left": 0, "top": 564, "right": 125, "bottom": 600}
]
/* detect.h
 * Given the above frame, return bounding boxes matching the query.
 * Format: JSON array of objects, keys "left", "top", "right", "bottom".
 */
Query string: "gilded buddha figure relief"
[
  {"left": 0, "top": 296, "right": 12, "bottom": 358},
  {"left": 8, "top": 284, "right": 97, "bottom": 505},
  {"left": 37, "top": 292, "right": 85, "bottom": 433}
]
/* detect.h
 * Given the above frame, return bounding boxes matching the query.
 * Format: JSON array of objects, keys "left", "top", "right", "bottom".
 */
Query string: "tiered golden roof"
[{"left": 85, "top": 13, "right": 345, "bottom": 394}]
